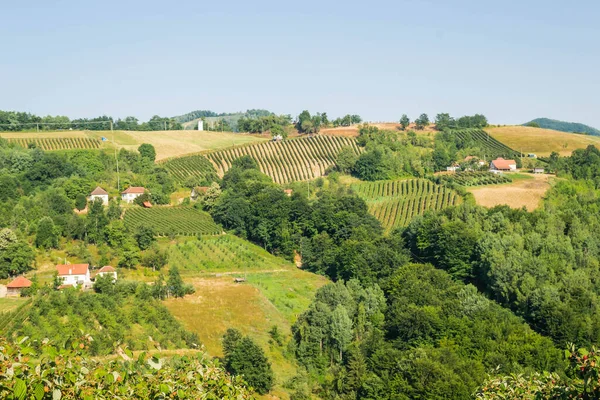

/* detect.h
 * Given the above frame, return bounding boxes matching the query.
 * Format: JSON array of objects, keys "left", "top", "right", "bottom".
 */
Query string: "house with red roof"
[
  {"left": 490, "top": 157, "right": 517, "bottom": 172},
  {"left": 89, "top": 186, "right": 109, "bottom": 205},
  {"left": 96, "top": 266, "right": 117, "bottom": 282},
  {"left": 57, "top": 264, "right": 91, "bottom": 288},
  {"left": 121, "top": 186, "right": 146, "bottom": 203},
  {"left": 6, "top": 276, "right": 32, "bottom": 297}
]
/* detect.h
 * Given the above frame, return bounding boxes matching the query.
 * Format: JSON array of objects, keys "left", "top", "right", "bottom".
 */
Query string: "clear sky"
[{"left": 1, "top": 0, "right": 598, "bottom": 126}]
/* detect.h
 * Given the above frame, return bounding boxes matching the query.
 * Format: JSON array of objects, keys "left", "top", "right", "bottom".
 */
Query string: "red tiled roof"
[
  {"left": 491, "top": 158, "right": 517, "bottom": 170},
  {"left": 464, "top": 156, "right": 478, "bottom": 162},
  {"left": 90, "top": 186, "right": 108, "bottom": 196},
  {"left": 56, "top": 264, "right": 89, "bottom": 276},
  {"left": 284, "top": 189, "right": 293, "bottom": 194},
  {"left": 122, "top": 187, "right": 145, "bottom": 194},
  {"left": 98, "top": 266, "right": 115, "bottom": 273},
  {"left": 194, "top": 186, "right": 209, "bottom": 193},
  {"left": 143, "top": 201, "right": 152, "bottom": 208},
  {"left": 7, "top": 276, "right": 32, "bottom": 288}
]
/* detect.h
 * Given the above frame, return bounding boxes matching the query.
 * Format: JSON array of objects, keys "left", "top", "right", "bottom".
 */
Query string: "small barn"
[
  {"left": 191, "top": 186, "right": 209, "bottom": 200},
  {"left": 89, "top": 187, "right": 109, "bottom": 205},
  {"left": 6, "top": 276, "right": 32, "bottom": 297},
  {"left": 96, "top": 266, "right": 118, "bottom": 282}
]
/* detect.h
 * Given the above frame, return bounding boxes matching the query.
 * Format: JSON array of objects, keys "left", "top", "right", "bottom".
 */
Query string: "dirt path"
[{"left": 468, "top": 173, "right": 553, "bottom": 211}]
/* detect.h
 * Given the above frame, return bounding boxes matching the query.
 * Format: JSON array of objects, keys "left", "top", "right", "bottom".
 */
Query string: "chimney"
[{"left": 69, "top": 268, "right": 72, "bottom": 275}]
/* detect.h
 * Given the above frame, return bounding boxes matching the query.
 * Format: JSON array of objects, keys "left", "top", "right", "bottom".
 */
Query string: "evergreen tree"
[
  {"left": 75, "top": 193, "right": 87, "bottom": 211},
  {"left": 167, "top": 266, "right": 185, "bottom": 298},
  {"left": 35, "top": 217, "right": 59, "bottom": 249}
]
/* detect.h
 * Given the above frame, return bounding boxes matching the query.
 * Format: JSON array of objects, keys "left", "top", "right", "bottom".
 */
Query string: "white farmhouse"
[
  {"left": 89, "top": 187, "right": 109, "bottom": 205},
  {"left": 121, "top": 187, "right": 146, "bottom": 203},
  {"left": 96, "top": 266, "right": 117, "bottom": 282},
  {"left": 490, "top": 158, "right": 517, "bottom": 172},
  {"left": 57, "top": 264, "right": 91, "bottom": 289}
]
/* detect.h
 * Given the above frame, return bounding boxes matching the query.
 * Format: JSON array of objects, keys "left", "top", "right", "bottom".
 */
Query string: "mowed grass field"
[
  {"left": 164, "top": 234, "right": 328, "bottom": 398},
  {"left": 485, "top": 126, "right": 600, "bottom": 156},
  {"left": 468, "top": 173, "right": 553, "bottom": 211},
  {"left": 0, "top": 130, "right": 266, "bottom": 160}
]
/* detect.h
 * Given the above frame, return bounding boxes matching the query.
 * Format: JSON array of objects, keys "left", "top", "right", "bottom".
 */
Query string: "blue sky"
[{"left": 1, "top": 0, "right": 599, "bottom": 126}]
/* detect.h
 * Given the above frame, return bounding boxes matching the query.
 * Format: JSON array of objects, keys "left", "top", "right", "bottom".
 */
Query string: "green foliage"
[
  {"left": 434, "top": 171, "right": 512, "bottom": 187},
  {"left": 141, "top": 247, "right": 168, "bottom": 271},
  {"left": 414, "top": 113, "right": 430, "bottom": 130},
  {"left": 34, "top": 217, "right": 59, "bottom": 249},
  {"left": 238, "top": 114, "right": 291, "bottom": 133},
  {"left": 134, "top": 225, "right": 156, "bottom": 250},
  {"left": 222, "top": 328, "right": 274, "bottom": 395},
  {"left": 167, "top": 266, "right": 187, "bottom": 298},
  {"left": 4, "top": 290, "right": 199, "bottom": 356},
  {"left": 137, "top": 143, "right": 156, "bottom": 161},
  {"left": 524, "top": 117, "right": 600, "bottom": 136},
  {"left": 163, "top": 154, "right": 219, "bottom": 186},
  {"left": 93, "top": 273, "right": 116, "bottom": 294},
  {"left": 75, "top": 193, "right": 87, "bottom": 211},
  {"left": 399, "top": 114, "right": 410, "bottom": 130},
  {"left": 0, "top": 336, "right": 254, "bottom": 399}
]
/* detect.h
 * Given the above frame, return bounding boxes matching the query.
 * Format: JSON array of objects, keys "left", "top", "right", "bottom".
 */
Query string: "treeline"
[
  {"left": 0, "top": 110, "right": 182, "bottom": 131},
  {"left": 237, "top": 114, "right": 292, "bottom": 134},
  {"left": 174, "top": 108, "right": 273, "bottom": 123},
  {"left": 396, "top": 113, "right": 487, "bottom": 131},
  {"left": 205, "top": 156, "right": 566, "bottom": 398}
]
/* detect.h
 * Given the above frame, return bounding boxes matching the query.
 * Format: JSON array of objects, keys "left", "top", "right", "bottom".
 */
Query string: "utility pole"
[{"left": 111, "top": 121, "right": 120, "bottom": 191}]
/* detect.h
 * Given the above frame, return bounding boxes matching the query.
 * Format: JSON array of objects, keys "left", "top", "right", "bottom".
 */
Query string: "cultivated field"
[
  {"left": 123, "top": 207, "right": 221, "bottom": 236},
  {"left": 6, "top": 137, "right": 100, "bottom": 150},
  {"left": 353, "top": 178, "right": 462, "bottom": 232},
  {"left": 168, "top": 135, "right": 361, "bottom": 184},
  {"left": 452, "top": 128, "right": 521, "bottom": 159},
  {"left": 485, "top": 125, "right": 600, "bottom": 157},
  {"left": 0, "top": 130, "right": 266, "bottom": 159},
  {"left": 436, "top": 171, "right": 512, "bottom": 187},
  {"left": 163, "top": 154, "right": 219, "bottom": 184},
  {"left": 468, "top": 173, "right": 552, "bottom": 210}
]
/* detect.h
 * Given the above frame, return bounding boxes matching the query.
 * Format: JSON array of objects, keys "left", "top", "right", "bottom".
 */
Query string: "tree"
[
  {"left": 93, "top": 273, "right": 116, "bottom": 294},
  {"left": 167, "top": 266, "right": 185, "bottom": 298},
  {"left": 435, "top": 113, "right": 455, "bottom": 130},
  {"left": 141, "top": 247, "right": 168, "bottom": 271},
  {"left": 35, "top": 217, "right": 58, "bottom": 249},
  {"left": 151, "top": 273, "right": 167, "bottom": 300},
  {"left": 222, "top": 329, "right": 274, "bottom": 395},
  {"left": 415, "top": 113, "right": 430, "bottom": 130},
  {"left": 336, "top": 147, "right": 358, "bottom": 173},
  {"left": 107, "top": 200, "right": 122, "bottom": 220},
  {"left": 400, "top": 114, "right": 410, "bottom": 130},
  {"left": 117, "top": 240, "right": 140, "bottom": 269},
  {"left": 270, "top": 124, "right": 287, "bottom": 139},
  {"left": 134, "top": 225, "right": 156, "bottom": 250},
  {"left": 138, "top": 143, "right": 156, "bottom": 162},
  {"left": 330, "top": 305, "right": 353, "bottom": 361},
  {"left": 75, "top": 193, "right": 87, "bottom": 211},
  {"left": 200, "top": 182, "right": 222, "bottom": 211}
]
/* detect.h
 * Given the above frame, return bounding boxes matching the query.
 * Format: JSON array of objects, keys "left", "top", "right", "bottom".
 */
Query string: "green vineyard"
[
  {"left": 162, "top": 155, "right": 219, "bottom": 184},
  {"left": 123, "top": 207, "right": 221, "bottom": 236},
  {"left": 353, "top": 179, "right": 462, "bottom": 232},
  {"left": 163, "top": 135, "right": 361, "bottom": 184},
  {"left": 452, "top": 129, "right": 520, "bottom": 159},
  {"left": 6, "top": 137, "right": 101, "bottom": 150},
  {"left": 169, "top": 234, "right": 293, "bottom": 272},
  {"left": 436, "top": 171, "right": 512, "bottom": 187}
]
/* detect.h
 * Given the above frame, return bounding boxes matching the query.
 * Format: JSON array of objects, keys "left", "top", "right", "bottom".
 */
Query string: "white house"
[
  {"left": 57, "top": 264, "right": 91, "bottom": 289},
  {"left": 446, "top": 163, "right": 460, "bottom": 172},
  {"left": 89, "top": 187, "right": 109, "bottom": 205},
  {"left": 96, "top": 266, "right": 117, "bottom": 282},
  {"left": 121, "top": 187, "right": 146, "bottom": 203},
  {"left": 490, "top": 158, "right": 517, "bottom": 172}
]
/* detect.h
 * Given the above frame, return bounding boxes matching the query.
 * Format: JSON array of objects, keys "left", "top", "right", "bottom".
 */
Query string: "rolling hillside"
[
  {"left": 164, "top": 135, "right": 361, "bottom": 184},
  {"left": 485, "top": 125, "right": 600, "bottom": 156},
  {"left": 352, "top": 178, "right": 461, "bottom": 233},
  {"left": 524, "top": 118, "right": 600, "bottom": 136}
]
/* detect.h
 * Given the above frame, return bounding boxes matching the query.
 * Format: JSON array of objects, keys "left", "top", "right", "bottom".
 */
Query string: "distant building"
[
  {"left": 272, "top": 135, "right": 283, "bottom": 141},
  {"left": 284, "top": 189, "right": 293, "bottom": 197},
  {"left": 446, "top": 163, "right": 460, "bottom": 172},
  {"left": 533, "top": 167, "right": 545, "bottom": 174},
  {"left": 490, "top": 158, "right": 517, "bottom": 172},
  {"left": 528, "top": 153, "right": 537, "bottom": 158},
  {"left": 89, "top": 186, "right": 109, "bottom": 205},
  {"left": 121, "top": 187, "right": 146, "bottom": 203},
  {"left": 57, "top": 264, "right": 91, "bottom": 289},
  {"left": 96, "top": 266, "right": 117, "bottom": 282},
  {"left": 142, "top": 201, "right": 152, "bottom": 208},
  {"left": 464, "top": 156, "right": 486, "bottom": 167},
  {"left": 198, "top": 120, "right": 204, "bottom": 131},
  {"left": 6, "top": 276, "right": 32, "bottom": 297}
]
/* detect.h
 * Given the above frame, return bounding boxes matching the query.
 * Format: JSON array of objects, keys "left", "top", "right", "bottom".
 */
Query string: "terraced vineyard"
[
  {"left": 353, "top": 179, "right": 462, "bottom": 232},
  {"left": 6, "top": 137, "right": 101, "bottom": 150},
  {"left": 123, "top": 207, "right": 221, "bottom": 236},
  {"left": 162, "top": 135, "right": 361, "bottom": 184},
  {"left": 453, "top": 128, "right": 520, "bottom": 159},
  {"left": 169, "top": 234, "right": 292, "bottom": 272},
  {"left": 162, "top": 155, "right": 219, "bottom": 183},
  {"left": 436, "top": 171, "right": 512, "bottom": 187}
]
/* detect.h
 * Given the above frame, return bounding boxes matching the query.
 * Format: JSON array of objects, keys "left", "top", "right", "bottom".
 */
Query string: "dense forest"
[{"left": 524, "top": 117, "right": 600, "bottom": 136}]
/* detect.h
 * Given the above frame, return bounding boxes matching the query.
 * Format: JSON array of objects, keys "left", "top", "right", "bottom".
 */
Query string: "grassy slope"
[
  {"left": 468, "top": 172, "right": 553, "bottom": 211},
  {"left": 485, "top": 126, "right": 600, "bottom": 157},
  {"left": 0, "top": 130, "right": 266, "bottom": 160},
  {"left": 164, "top": 235, "right": 328, "bottom": 399}
]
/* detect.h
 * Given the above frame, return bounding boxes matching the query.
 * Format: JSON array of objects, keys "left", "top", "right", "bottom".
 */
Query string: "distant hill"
[
  {"left": 174, "top": 109, "right": 274, "bottom": 131},
  {"left": 523, "top": 118, "right": 600, "bottom": 136}
]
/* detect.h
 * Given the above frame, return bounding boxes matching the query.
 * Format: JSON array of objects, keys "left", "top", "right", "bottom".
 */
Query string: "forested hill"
[
  {"left": 524, "top": 117, "right": 600, "bottom": 136},
  {"left": 173, "top": 109, "right": 275, "bottom": 130}
]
